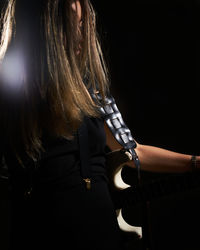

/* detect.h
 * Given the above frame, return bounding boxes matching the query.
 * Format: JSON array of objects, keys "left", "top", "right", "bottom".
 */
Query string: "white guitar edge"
[
  {"left": 114, "top": 168, "right": 142, "bottom": 238},
  {"left": 113, "top": 167, "right": 131, "bottom": 190},
  {"left": 117, "top": 208, "right": 142, "bottom": 238}
]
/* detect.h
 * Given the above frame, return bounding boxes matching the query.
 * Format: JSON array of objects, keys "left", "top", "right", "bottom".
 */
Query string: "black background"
[
  {"left": 91, "top": 1, "right": 200, "bottom": 249},
  {"left": 92, "top": 0, "right": 200, "bottom": 156}
]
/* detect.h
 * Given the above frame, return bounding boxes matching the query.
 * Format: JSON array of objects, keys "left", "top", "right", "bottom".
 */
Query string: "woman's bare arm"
[{"left": 104, "top": 122, "right": 199, "bottom": 174}]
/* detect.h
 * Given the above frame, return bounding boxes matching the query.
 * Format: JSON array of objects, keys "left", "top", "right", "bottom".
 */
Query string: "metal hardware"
[{"left": 83, "top": 178, "right": 91, "bottom": 190}]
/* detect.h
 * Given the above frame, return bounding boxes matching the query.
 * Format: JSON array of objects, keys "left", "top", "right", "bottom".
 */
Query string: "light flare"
[{"left": 0, "top": 50, "right": 26, "bottom": 90}]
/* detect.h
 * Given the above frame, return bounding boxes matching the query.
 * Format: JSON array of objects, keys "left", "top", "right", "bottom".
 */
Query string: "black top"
[
  {"left": 3, "top": 116, "right": 123, "bottom": 250},
  {"left": 3, "top": 116, "right": 107, "bottom": 196}
]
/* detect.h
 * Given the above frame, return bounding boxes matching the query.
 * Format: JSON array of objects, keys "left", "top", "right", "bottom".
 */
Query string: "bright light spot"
[
  {"left": 117, "top": 209, "right": 142, "bottom": 238},
  {"left": 0, "top": 50, "right": 26, "bottom": 90}
]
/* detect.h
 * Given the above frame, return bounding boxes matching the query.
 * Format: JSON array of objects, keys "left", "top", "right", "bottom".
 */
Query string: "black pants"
[{"left": 10, "top": 180, "right": 124, "bottom": 250}]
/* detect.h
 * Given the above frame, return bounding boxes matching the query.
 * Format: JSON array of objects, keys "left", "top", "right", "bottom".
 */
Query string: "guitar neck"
[{"left": 111, "top": 173, "right": 200, "bottom": 209}]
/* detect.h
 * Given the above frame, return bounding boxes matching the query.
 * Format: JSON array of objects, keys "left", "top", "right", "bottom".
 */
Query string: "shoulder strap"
[
  {"left": 91, "top": 92, "right": 141, "bottom": 184},
  {"left": 77, "top": 117, "right": 91, "bottom": 190}
]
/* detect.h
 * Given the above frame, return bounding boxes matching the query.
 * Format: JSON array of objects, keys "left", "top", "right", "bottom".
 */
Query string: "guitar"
[{"left": 105, "top": 149, "right": 200, "bottom": 237}]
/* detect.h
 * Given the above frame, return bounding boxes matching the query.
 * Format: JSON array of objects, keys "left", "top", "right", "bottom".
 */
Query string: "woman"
[{"left": 0, "top": 0, "right": 199, "bottom": 250}]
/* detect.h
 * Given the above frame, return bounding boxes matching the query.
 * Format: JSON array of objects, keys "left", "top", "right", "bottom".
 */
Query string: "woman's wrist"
[{"left": 191, "top": 155, "right": 200, "bottom": 172}]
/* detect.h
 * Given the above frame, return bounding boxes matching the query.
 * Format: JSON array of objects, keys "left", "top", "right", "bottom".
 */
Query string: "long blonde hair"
[{"left": 0, "top": 0, "right": 110, "bottom": 165}]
